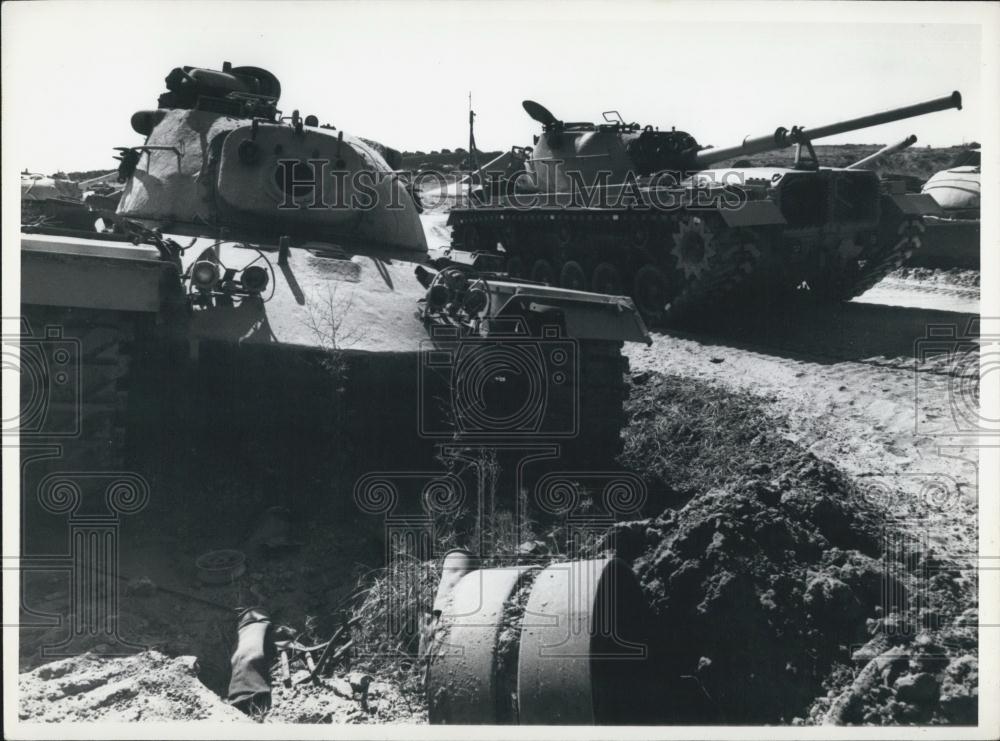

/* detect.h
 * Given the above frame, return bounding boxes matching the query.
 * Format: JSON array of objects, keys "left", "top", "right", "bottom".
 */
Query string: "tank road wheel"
[
  {"left": 632, "top": 264, "right": 670, "bottom": 320},
  {"left": 670, "top": 216, "right": 716, "bottom": 281},
  {"left": 505, "top": 255, "right": 526, "bottom": 278},
  {"left": 591, "top": 262, "right": 624, "bottom": 295},
  {"left": 530, "top": 258, "right": 556, "bottom": 285},
  {"left": 559, "top": 260, "right": 588, "bottom": 291}
]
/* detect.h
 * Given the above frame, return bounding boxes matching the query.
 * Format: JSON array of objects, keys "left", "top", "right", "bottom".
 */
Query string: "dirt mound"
[
  {"left": 18, "top": 651, "right": 245, "bottom": 722},
  {"left": 607, "top": 477, "right": 887, "bottom": 723},
  {"left": 612, "top": 370, "right": 977, "bottom": 724}
]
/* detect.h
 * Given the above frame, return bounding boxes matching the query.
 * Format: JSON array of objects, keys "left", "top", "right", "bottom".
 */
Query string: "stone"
[{"left": 631, "top": 371, "right": 651, "bottom": 385}]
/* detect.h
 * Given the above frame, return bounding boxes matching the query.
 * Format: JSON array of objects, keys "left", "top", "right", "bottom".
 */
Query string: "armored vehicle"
[
  {"left": 17, "top": 63, "right": 649, "bottom": 538},
  {"left": 446, "top": 93, "right": 962, "bottom": 320},
  {"left": 913, "top": 146, "right": 980, "bottom": 269},
  {"left": 21, "top": 172, "right": 95, "bottom": 230}
]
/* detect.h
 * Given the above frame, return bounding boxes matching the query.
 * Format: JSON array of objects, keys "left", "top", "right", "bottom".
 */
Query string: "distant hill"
[
  {"left": 400, "top": 149, "right": 503, "bottom": 172},
  {"left": 713, "top": 144, "right": 975, "bottom": 183},
  {"left": 49, "top": 144, "right": 973, "bottom": 184},
  {"left": 58, "top": 169, "right": 116, "bottom": 182}
]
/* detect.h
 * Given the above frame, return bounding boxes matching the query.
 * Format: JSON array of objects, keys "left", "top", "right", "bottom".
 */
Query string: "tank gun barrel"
[
  {"left": 847, "top": 134, "right": 917, "bottom": 170},
  {"left": 694, "top": 91, "right": 961, "bottom": 168}
]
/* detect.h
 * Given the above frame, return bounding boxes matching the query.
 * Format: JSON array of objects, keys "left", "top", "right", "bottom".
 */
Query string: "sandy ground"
[{"left": 625, "top": 272, "right": 980, "bottom": 570}]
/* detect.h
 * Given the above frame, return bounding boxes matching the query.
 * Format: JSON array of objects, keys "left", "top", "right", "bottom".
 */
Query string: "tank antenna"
[{"left": 468, "top": 92, "right": 479, "bottom": 200}]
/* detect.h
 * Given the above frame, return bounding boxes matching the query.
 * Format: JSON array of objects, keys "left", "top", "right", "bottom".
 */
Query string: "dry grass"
[
  {"left": 621, "top": 372, "right": 786, "bottom": 500},
  {"left": 346, "top": 449, "right": 610, "bottom": 698}
]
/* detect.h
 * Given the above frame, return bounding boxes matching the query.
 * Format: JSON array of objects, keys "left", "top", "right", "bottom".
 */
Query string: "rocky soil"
[
  {"left": 17, "top": 650, "right": 422, "bottom": 724},
  {"left": 18, "top": 651, "right": 246, "bottom": 722},
  {"left": 616, "top": 372, "right": 978, "bottom": 724}
]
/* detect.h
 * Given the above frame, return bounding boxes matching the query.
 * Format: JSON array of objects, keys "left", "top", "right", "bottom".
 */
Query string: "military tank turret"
[{"left": 446, "top": 92, "right": 963, "bottom": 320}]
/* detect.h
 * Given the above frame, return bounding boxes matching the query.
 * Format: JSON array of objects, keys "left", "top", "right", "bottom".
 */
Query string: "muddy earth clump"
[{"left": 612, "top": 371, "right": 977, "bottom": 724}]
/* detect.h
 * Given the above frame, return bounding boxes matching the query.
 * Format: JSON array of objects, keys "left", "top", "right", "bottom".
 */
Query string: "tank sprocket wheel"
[
  {"left": 559, "top": 260, "right": 588, "bottom": 291},
  {"left": 670, "top": 216, "right": 717, "bottom": 281},
  {"left": 530, "top": 258, "right": 556, "bottom": 285},
  {"left": 591, "top": 262, "right": 624, "bottom": 295},
  {"left": 662, "top": 220, "right": 763, "bottom": 322}
]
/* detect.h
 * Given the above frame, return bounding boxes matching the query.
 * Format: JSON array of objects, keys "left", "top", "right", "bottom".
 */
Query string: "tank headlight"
[
  {"left": 462, "top": 288, "right": 488, "bottom": 316},
  {"left": 241, "top": 265, "right": 269, "bottom": 293},
  {"left": 192, "top": 260, "right": 219, "bottom": 290},
  {"left": 427, "top": 284, "right": 450, "bottom": 310}
]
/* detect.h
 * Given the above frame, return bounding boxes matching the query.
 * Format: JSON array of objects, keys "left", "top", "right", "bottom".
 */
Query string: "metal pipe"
[
  {"left": 847, "top": 134, "right": 918, "bottom": 170},
  {"left": 695, "top": 91, "right": 960, "bottom": 167}
]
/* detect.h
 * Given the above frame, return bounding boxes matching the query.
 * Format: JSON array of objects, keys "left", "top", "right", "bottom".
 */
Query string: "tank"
[
  {"left": 21, "top": 172, "right": 95, "bottom": 230},
  {"left": 17, "top": 63, "right": 650, "bottom": 558},
  {"left": 908, "top": 146, "right": 980, "bottom": 269},
  {"left": 921, "top": 146, "right": 981, "bottom": 215},
  {"left": 446, "top": 92, "right": 963, "bottom": 320}
]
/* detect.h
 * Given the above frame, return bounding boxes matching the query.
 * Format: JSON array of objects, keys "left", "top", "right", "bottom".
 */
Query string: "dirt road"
[{"left": 626, "top": 273, "right": 981, "bottom": 569}]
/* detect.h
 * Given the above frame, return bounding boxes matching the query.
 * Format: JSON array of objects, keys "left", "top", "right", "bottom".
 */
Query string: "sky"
[{"left": 1, "top": 1, "right": 988, "bottom": 175}]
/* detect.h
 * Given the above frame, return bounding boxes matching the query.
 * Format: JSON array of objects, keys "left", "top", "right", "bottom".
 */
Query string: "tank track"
[
  {"left": 804, "top": 215, "right": 925, "bottom": 301},
  {"left": 449, "top": 209, "right": 921, "bottom": 322},
  {"left": 660, "top": 214, "right": 763, "bottom": 321},
  {"left": 17, "top": 305, "right": 145, "bottom": 551},
  {"left": 450, "top": 210, "right": 766, "bottom": 324},
  {"left": 570, "top": 340, "right": 630, "bottom": 462}
]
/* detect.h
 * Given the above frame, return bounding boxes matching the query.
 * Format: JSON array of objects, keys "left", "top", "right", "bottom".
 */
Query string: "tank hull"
[{"left": 447, "top": 166, "right": 930, "bottom": 321}]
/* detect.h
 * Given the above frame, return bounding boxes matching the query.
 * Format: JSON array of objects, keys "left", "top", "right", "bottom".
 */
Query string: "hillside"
[{"left": 54, "top": 144, "right": 972, "bottom": 185}]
